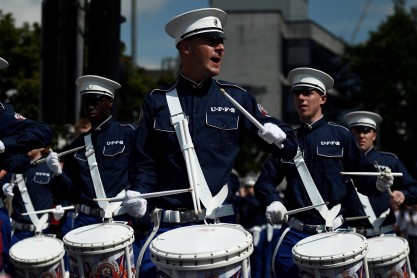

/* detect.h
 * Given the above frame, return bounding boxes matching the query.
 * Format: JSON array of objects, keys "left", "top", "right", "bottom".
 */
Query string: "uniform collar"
[
  {"left": 299, "top": 116, "right": 325, "bottom": 131},
  {"left": 178, "top": 73, "right": 212, "bottom": 92},
  {"left": 92, "top": 115, "right": 113, "bottom": 132},
  {"left": 364, "top": 146, "right": 375, "bottom": 156}
]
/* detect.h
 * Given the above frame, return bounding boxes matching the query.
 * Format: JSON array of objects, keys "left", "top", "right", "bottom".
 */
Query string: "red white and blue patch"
[{"left": 257, "top": 104, "right": 270, "bottom": 117}]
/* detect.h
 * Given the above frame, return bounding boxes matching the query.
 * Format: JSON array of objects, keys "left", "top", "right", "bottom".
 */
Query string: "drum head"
[
  {"left": 292, "top": 231, "right": 367, "bottom": 267},
  {"left": 63, "top": 222, "right": 134, "bottom": 253},
  {"left": 150, "top": 224, "right": 253, "bottom": 269},
  {"left": 10, "top": 236, "right": 64, "bottom": 266},
  {"left": 367, "top": 236, "right": 409, "bottom": 265}
]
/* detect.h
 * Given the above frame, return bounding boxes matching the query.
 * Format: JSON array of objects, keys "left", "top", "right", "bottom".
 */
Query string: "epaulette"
[
  {"left": 328, "top": 121, "right": 349, "bottom": 131},
  {"left": 215, "top": 80, "right": 247, "bottom": 92},
  {"left": 380, "top": 151, "right": 398, "bottom": 159},
  {"left": 150, "top": 83, "right": 177, "bottom": 95},
  {"left": 119, "top": 123, "right": 136, "bottom": 130}
]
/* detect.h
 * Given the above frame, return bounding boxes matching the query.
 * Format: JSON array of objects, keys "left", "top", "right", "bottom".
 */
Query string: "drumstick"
[
  {"left": 93, "top": 188, "right": 193, "bottom": 202},
  {"left": 285, "top": 202, "right": 329, "bottom": 216},
  {"left": 21, "top": 205, "right": 75, "bottom": 216},
  {"left": 33, "top": 145, "right": 86, "bottom": 165},
  {"left": 219, "top": 88, "right": 283, "bottom": 149},
  {"left": 345, "top": 215, "right": 370, "bottom": 221},
  {"left": 340, "top": 172, "right": 403, "bottom": 177}
]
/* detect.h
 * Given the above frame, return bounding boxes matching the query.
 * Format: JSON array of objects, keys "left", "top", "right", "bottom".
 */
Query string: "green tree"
[
  {"left": 0, "top": 10, "right": 42, "bottom": 119},
  {"left": 345, "top": 0, "right": 417, "bottom": 169}
]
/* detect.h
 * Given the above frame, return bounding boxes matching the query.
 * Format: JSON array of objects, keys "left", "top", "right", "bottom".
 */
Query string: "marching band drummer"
[
  {"left": 0, "top": 148, "right": 64, "bottom": 277},
  {"left": 344, "top": 111, "right": 417, "bottom": 237},
  {"left": 1, "top": 148, "right": 64, "bottom": 245},
  {"left": 45, "top": 75, "right": 148, "bottom": 265},
  {"left": 254, "top": 67, "right": 395, "bottom": 277},
  {"left": 128, "top": 8, "right": 297, "bottom": 276},
  {"left": 0, "top": 56, "right": 53, "bottom": 274}
]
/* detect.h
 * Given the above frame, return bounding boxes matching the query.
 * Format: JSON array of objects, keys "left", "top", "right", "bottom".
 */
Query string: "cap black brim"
[{"left": 198, "top": 31, "right": 226, "bottom": 40}]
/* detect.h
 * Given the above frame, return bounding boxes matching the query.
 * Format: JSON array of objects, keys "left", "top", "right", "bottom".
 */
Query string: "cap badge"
[{"left": 214, "top": 19, "right": 218, "bottom": 27}]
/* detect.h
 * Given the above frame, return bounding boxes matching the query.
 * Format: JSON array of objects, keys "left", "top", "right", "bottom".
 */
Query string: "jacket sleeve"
[{"left": 254, "top": 154, "right": 284, "bottom": 206}]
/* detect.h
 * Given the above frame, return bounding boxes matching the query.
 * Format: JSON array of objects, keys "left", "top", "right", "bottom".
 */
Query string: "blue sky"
[
  {"left": 2, "top": 0, "right": 417, "bottom": 69},
  {"left": 123, "top": 0, "right": 417, "bottom": 69}
]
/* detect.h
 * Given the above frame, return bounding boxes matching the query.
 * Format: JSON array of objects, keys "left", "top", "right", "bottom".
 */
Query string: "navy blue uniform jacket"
[
  {"left": 255, "top": 117, "right": 383, "bottom": 224},
  {"left": 129, "top": 75, "right": 297, "bottom": 210}
]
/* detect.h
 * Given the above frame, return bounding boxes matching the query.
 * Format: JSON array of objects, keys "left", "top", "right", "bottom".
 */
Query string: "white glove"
[
  {"left": 258, "top": 123, "right": 286, "bottom": 144},
  {"left": 376, "top": 167, "right": 394, "bottom": 192},
  {"left": 52, "top": 205, "right": 65, "bottom": 221},
  {"left": 46, "top": 151, "right": 62, "bottom": 176},
  {"left": 0, "top": 140, "right": 4, "bottom": 153},
  {"left": 265, "top": 201, "right": 288, "bottom": 225},
  {"left": 2, "top": 183, "right": 14, "bottom": 197},
  {"left": 122, "top": 190, "right": 147, "bottom": 219}
]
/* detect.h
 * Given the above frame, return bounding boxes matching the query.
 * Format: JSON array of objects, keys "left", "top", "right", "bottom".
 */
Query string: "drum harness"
[
  {"left": 272, "top": 147, "right": 344, "bottom": 277},
  {"left": 354, "top": 190, "right": 393, "bottom": 237},
  {"left": 164, "top": 87, "right": 233, "bottom": 222},
  {"left": 80, "top": 134, "right": 126, "bottom": 221},
  {"left": 135, "top": 88, "right": 235, "bottom": 277},
  {"left": 13, "top": 174, "right": 49, "bottom": 234}
]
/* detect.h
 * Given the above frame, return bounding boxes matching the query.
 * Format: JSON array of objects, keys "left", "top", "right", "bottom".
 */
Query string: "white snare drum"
[
  {"left": 9, "top": 236, "right": 65, "bottom": 278},
  {"left": 63, "top": 222, "right": 135, "bottom": 277},
  {"left": 150, "top": 224, "right": 253, "bottom": 278},
  {"left": 367, "top": 235, "right": 411, "bottom": 277},
  {"left": 292, "top": 231, "right": 368, "bottom": 277}
]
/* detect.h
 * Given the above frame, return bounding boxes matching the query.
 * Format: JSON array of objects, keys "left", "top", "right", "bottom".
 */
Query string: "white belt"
[
  {"left": 288, "top": 216, "right": 344, "bottom": 234},
  {"left": 162, "top": 204, "right": 234, "bottom": 223},
  {"left": 79, "top": 204, "right": 125, "bottom": 218},
  {"left": 365, "top": 224, "right": 396, "bottom": 237},
  {"left": 350, "top": 224, "right": 396, "bottom": 237},
  {"left": 13, "top": 220, "right": 49, "bottom": 232}
]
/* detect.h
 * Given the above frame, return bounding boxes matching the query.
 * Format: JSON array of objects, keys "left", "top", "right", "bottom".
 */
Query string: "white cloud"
[{"left": 1, "top": 0, "right": 42, "bottom": 26}]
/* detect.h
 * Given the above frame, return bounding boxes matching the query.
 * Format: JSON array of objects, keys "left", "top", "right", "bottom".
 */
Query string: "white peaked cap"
[
  {"left": 165, "top": 8, "right": 227, "bottom": 45},
  {"left": 76, "top": 75, "right": 121, "bottom": 99},
  {"left": 287, "top": 67, "right": 334, "bottom": 95},
  {"left": 0, "top": 57, "right": 9, "bottom": 69},
  {"left": 344, "top": 111, "right": 382, "bottom": 130}
]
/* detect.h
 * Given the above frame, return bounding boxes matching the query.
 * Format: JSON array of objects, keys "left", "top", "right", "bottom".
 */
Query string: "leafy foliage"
[{"left": 345, "top": 0, "right": 417, "bottom": 169}]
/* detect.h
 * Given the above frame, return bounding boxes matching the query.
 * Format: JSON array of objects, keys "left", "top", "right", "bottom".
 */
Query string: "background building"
[{"left": 210, "top": 0, "right": 346, "bottom": 124}]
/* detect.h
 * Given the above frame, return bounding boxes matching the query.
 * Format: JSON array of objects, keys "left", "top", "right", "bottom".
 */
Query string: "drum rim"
[
  {"left": 366, "top": 236, "right": 410, "bottom": 266},
  {"left": 292, "top": 231, "right": 368, "bottom": 268},
  {"left": 9, "top": 236, "right": 65, "bottom": 266},
  {"left": 63, "top": 222, "right": 134, "bottom": 254},
  {"left": 150, "top": 224, "right": 254, "bottom": 270}
]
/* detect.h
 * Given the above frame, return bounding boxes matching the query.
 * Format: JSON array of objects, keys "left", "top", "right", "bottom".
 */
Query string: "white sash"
[
  {"left": 15, "top": 174, "right": 39, "bottom": 226},
  {"left": 165, "top": 88, "right": 228, "bottom": 219},
  {"left": 84, "top": 134, "right": 109, "bottom": 210},
  {"left": 293, "top": 148, "right": 342, "bottom": 228}
]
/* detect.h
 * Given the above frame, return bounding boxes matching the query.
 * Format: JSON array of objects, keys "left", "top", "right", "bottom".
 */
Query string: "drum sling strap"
[
  {"left": 293, "top": 147, "right": 343, "bottom": 228},
  {"left": 271, "top": 147, "right": 344, "bottom": 277},
  {"left": 135, "top": 208, "right": 162, "bottom": 278},
  {"left": 14, "top": 174, "right": 48, "bottom": 233},
  {"left": 84, "top": 134, "right": 125, "bottom": 220},
  {"left": 356, "top": 190, "right": 390, "bottom": 234},
  {"left": 165, "top": 88, "right": 229, "bottom": 220}
]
